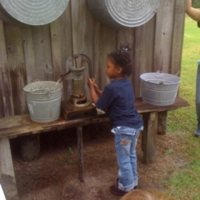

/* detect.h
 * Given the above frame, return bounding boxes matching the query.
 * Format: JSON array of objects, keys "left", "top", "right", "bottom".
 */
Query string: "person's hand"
[
  {"left": 94, "top": 84, "right": 103, "bottom": 96},
  {"left": 94, "top": 83, "right": 99, "bottom": 93},
  {"left": 87, "top": 78, "right": 95, "bottom": 89}
]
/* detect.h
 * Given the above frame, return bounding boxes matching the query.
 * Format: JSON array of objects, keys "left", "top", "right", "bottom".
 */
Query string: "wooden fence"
[{"left": 0, "top": 0, "right": 186, "bottom": 118}]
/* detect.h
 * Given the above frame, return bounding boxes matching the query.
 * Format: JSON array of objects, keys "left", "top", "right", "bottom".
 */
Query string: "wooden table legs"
[
  {"left": 0, "top": 138, "right": 19, "bottom": 200},
  {"left": 0, "top": 116, "right": 163, "bottom": 199},
  {"left": 77, "top": 126, "right": 84, "bottom": 182},
  {"left": 142, "top": 112, "right": 158, "bottom": 164}
]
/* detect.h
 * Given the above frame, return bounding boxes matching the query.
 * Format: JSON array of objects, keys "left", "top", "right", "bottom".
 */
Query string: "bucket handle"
[
  {"left": 155, "top": 71, "right": 180, "bottom": 85},
  {"left": 155, "top": 70, "right": 180, "bottom": 76}
]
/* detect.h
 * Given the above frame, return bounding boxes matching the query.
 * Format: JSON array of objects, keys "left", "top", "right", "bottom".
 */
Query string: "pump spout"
[{"left": 73, "top": 53, "right": 93, "bottom": 78}]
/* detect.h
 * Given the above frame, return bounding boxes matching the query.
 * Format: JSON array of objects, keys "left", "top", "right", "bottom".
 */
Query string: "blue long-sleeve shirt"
[{"left": 96, "top": 78, "right": 143, "bottom": 129}]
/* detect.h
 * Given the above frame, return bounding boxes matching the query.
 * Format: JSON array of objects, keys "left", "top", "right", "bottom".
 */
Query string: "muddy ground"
[{"left": 10, "top": 122, "right": 188, "bottom": 200}]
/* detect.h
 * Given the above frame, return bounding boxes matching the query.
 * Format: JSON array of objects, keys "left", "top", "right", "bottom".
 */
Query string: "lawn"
[{"left": 166, "top": 15, "right": 200, "bottom": 200}]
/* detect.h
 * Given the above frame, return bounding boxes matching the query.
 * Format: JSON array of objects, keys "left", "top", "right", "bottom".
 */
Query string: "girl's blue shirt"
[{"left": 96, "top": 77, "right": 143, "bottom": 128}]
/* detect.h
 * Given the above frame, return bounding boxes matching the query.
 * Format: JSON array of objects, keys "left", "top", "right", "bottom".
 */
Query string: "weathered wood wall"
[{"left": 0, "top": 0, "right": 186, "bottom": 118}]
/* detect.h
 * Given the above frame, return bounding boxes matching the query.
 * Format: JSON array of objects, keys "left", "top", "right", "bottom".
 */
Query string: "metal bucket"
[
  {"left": 140, "top": 73, "right": 181, "bottom": 106},
  {"left": 87, "top": 0, "right": 161, "bottom": 28},
  {"left": 0, "top": 0, "right": 69, "bottom": 26},
  {"left": 23, "top": 81, "right": 63, "bottom": 123}
]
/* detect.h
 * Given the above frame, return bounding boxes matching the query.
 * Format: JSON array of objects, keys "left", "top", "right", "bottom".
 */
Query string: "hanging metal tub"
[
  {"left": 0, "top": 0, "right": 69, "bottom": 26},
  {"left": 87, "top": 0, "right": 161, "bottom": 28}
]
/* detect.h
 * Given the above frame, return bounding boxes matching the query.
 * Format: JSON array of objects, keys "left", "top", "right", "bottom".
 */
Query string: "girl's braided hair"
[{"left": 107, "top": 45, "right": 132, "bottom": 77}]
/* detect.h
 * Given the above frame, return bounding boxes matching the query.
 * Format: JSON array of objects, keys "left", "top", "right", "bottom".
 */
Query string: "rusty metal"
[{"left": 62, "top": 53, "right": 93, "bottom": 108}]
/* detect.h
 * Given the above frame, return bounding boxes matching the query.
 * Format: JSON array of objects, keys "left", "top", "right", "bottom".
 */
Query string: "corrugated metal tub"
[
  {"left": 23, "top": 81, "right": 63, "bottom": 123},
  {"left": 140, "top": 73, "right": 181, "bottom": 106}
]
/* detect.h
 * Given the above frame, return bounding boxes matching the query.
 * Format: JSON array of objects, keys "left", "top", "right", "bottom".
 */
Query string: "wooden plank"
[
  {"left": 77, "top": 127, "right": 84, "bottom": 182},
  {"left": 133, "top": 16, "right": 156, "bottom": 97},
  {"left": 154, "top": 0, "right": 175, "bottom": 73},
  {"left": 0, "top": 114, "right": 109, "bottom": 139},
  {"left": 99, "top": 26, "right": 117, "bottom": 90},
  {"left": 0, "top": 97, "right": 189, "bottom": 139},
  {"left": 135, "top": 97, "right": 189, "bottom": 113},
  {"left": 50, "top": 21, "right": 62, "bottom": 81},
  {"left": 84, "top": 1, "right": 94, "bottom": 78},
  {"left": 170, "top": 0, "right": 186, "bottom": 75},
  {"left": 116, "top": 27, "right": 135, "bottom": 86},
  {"left": 0, "top": 138, "right": 19, "bottom": 200},
  {"left": 142, "top": 112, "right": 158, "bottom": 164},
  {"left": 0, "top": 21, "right": 14, "bottom": 118},
  {"left": 93, "top": 22, "right": 102, "bottom": 86},
  {"left": 4, "top": 24, "right": 27, "bottom": 115},
  {"left": 50, "top": 3, "right": 73, "bottom": 100},
  {"left": 21, "top": 27, "right": 36, "bottom": 84},
  {"left": 31, "top": 25, "right": 53, "bottom": 81}
]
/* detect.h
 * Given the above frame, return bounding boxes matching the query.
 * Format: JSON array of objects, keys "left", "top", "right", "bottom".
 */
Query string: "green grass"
[{"left": 166, "top": 16, "right": 200, "bottom": 200}]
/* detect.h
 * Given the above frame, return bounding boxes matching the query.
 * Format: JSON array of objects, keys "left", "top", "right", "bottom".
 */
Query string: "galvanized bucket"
[
  {"left": 140, "top": 73, "right": 181, "bottom": 106},
  {"left": 23, "top": 81, "right": 63, "bottom": 123},
  {"left": 87, "top": 0, "right": 161, "bottom": 28},
  {"left": 0, "top": 0, "right": 69, "bottom": 26}
]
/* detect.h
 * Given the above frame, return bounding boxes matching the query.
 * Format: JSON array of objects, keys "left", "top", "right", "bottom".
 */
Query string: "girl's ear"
[{"left": 117, "top": 66, "right": 123, "bottom": 74}]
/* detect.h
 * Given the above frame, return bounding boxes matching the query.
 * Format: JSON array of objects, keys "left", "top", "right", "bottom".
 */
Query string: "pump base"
[{"left": 61, "top": 100, "right": 97, "bottom": 120}]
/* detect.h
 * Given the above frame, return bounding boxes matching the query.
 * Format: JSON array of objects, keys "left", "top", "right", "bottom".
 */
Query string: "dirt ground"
[{"left": 10, "top": 122, "right": 189, "bottom": 200}]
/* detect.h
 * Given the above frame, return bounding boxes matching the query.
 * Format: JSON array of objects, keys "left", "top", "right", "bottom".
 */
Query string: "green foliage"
[
  {"left": 166, "top": 16, "right": 200, "bottom": 200},
  {"left": 65, "top": 147, "right": 76, "bottom": 165},
  {"left": 165, "top": 148, "right": 174, "bottom": 154}
]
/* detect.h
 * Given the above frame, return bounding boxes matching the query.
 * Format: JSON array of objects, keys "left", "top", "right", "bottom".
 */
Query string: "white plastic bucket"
[
  {"left": 140, "top": 73, "right": 181, "bottom": 106},
  {"left": 23, "top": 81, "right": 63, "bottom": 123}
]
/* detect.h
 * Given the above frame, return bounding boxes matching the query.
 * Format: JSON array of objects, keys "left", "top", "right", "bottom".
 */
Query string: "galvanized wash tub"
[
  {"left": 23, "top": 81, "right": 63, "bottom": 123},
  {"left": 87, "top": 0, "right": 161, "bottom": 28},
  {"left": 140, "top": 73, "right": 181, "bottom": 106},
  {"left": 0, "top": 0, "right": 69, "bottom": 26}
]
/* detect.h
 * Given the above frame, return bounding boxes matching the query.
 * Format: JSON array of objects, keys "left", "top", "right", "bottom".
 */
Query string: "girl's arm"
[
  {"left": 186, "top": 0, "right": 200, "bottom": 22},
  {"left": 94, "top": 84, "right": 103, "bottom": 96},
  {"left": 87, "top": 78, "right": 99, "bottom": 104}
]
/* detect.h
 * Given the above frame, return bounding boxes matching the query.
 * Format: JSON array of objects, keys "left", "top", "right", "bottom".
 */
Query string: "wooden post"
[
  {"left": 142, "top": 112, "right": 158, "bottom": 164},
  {"left": 157, "top": 111, "right": 167, "bottom": 135},
  {"left": 20, "top": 134, "right": 40, "bottom": 161},
  {"left": 77, "top": 126, "right": 84, "bottom": 182},
  {"left": 0, "top": 20, "right": 14, "bottom": 118},
  {"left": 0, "top": 138, "right": 19, "bottom": 200}
]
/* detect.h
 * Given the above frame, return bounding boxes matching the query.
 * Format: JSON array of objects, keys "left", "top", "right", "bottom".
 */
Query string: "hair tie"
[{"left": 121, "top": 47, "right": 128, "bottom": 51}]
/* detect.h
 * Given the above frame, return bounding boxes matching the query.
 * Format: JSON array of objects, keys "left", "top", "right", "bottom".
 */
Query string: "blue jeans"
[{"left": 111, "top": 126, "right": 142, "bottom": 192}]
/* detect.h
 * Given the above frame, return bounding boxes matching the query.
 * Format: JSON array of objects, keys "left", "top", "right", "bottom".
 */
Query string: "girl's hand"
[{"left": 87, "top": 78, "right": 95, "bottom": 89}]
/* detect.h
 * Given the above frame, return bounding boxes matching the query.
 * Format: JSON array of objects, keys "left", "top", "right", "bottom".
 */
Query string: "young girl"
[
  {"left": 87, "top": 47, "right": 143, "bottom": 196},
  {"left": 121, "top": 189, "right": 175, "bottom": 200}
]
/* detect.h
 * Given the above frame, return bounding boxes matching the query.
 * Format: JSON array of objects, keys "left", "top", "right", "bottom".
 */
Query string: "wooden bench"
[{"left": 0, "top": 96, "right": 189, "bottom": 200}]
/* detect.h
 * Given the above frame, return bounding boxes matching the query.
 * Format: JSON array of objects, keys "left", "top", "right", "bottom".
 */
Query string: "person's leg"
[
  {"left": 112, "top": 127, "right": 138, "bottom": 192},
  {"left": 130, "top": 129, "right": 140, "bottom": 187}
]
